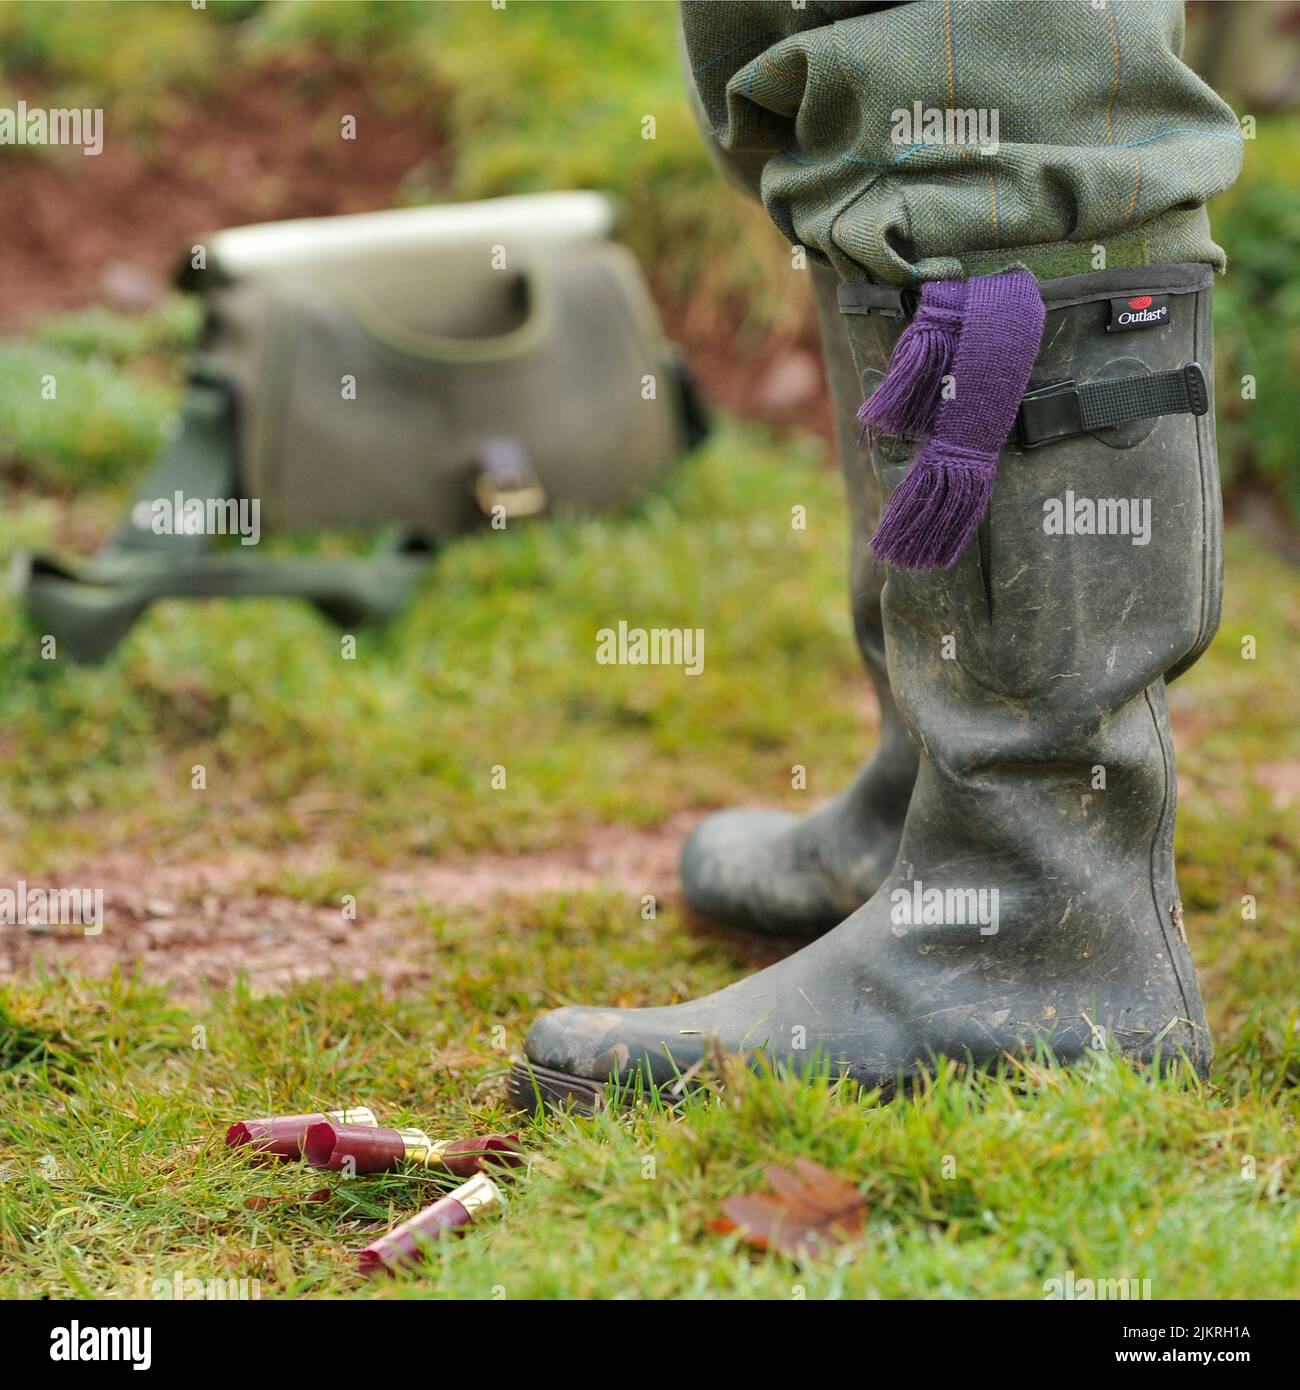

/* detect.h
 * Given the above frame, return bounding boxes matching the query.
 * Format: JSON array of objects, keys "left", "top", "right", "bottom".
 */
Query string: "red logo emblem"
[{"left": 1127, "top": 295, "right": 1153, "bottom": 310}]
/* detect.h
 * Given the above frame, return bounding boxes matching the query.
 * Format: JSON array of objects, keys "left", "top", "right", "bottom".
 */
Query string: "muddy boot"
[
  {"left": 679, "top": 265, "right": 919, "bottom": 937},
  {"left": 513, "top": 265, "right": 1220, "bottom": 1113}
]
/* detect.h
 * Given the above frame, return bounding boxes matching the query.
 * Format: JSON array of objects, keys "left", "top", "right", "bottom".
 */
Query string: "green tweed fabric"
[{"left": 680, "top": 0, "right": 1242, "bottom": 284}]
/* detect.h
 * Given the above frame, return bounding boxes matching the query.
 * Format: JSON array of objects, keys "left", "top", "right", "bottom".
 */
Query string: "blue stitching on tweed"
[
  {"left": 1113, "top": 127, "right": 1244, "bottom": 149},
  {"left": 691, "top": 31, "right": 782, "bottom": 76},
  {"left": 782, "top": 127, "right": 1239, "bottom": 174}
]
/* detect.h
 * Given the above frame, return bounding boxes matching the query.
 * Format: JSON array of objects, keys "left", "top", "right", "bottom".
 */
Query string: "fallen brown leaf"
[{"left": 714, "top": 1157, "right": 867, "bottom": 1258}]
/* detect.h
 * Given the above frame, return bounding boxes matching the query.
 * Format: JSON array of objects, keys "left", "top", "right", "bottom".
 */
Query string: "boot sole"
[
  {"left": 508, "top": 1059, "right": 609, "bottom": 1115},
  {"left": 509, "top": 1045, "right": 1202, "bottom": 1117},
  {"left": 508, "top": 1057, "right": 711, "bottom": 1115}
]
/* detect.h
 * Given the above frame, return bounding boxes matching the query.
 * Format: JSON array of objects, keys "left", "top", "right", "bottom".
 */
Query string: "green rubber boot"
[
  {"left": 679, "top": 265, "right": 919, "bottom": 937},
  {"left": 515, "top": 265, "right": 1220, "bottom": 1112}
]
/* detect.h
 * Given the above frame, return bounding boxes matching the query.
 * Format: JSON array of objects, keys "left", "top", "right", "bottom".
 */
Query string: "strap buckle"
[
  {"left": 1015, "top": 378, "right": 1083, "bottom": 449},
  {"left": 1015, "top": 362, "right": 1208, "bottom": 450}
]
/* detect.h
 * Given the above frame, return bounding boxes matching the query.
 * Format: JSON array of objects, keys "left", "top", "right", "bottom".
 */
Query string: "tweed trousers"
[{"left": 679, "top": 0, "right": 1242, "bottom": 283}]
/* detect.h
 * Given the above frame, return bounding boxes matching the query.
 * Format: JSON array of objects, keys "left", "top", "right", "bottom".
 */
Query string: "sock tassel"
[
  {"left": 869, "top": 440, "right": 998, "bottom": 571},
  {"left": 869, "top": 269, "right": 1046, "bottom": 571},
  {"left": 857, "top": 281, "right": 966, "bottom": 438}
]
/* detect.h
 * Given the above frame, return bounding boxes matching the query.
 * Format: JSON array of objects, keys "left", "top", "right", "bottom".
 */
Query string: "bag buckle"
[{"left": 471, "top": 437, "right": 548, "bottom": 519}]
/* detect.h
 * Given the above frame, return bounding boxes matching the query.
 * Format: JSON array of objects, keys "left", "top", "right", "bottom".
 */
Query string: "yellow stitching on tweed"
[
  {"left": 1104, "top": 0, "right": 1120, "bottom": 144},
  {"left": 946, "top": 0, "right": 956, "bottom": 110},
  {"left": 945, "top": 1, "right": 999, "bottom": 247}
]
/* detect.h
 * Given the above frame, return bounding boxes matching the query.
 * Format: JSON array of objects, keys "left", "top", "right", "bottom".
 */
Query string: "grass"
[
  {"left": 0, "top": 0, "right": 1296, "bottom": 1302},
  {"left": 0, "top": 418, "right": 864, "bottom": 865},
  {"left": 1, "top": 928, "right": 1296, "bottom": 1299},
  {"left": 0, "top": 430, "right": 1296, "bottom": 1295}
]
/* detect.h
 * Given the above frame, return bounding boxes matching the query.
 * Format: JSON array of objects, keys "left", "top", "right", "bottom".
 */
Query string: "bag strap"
[
  {"left": 15, "top": 366, "right": 433, "bottom": 663},
  {"left": 16, "top": 544, "right": 430, "bottom": 664},
  {"left": 110, "top": 364, "right": 239, "bottom": 556}
]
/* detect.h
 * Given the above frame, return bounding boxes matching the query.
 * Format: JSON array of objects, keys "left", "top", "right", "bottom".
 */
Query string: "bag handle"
[
  {"left": 13, "top": 367, "right": 432, "bottom": 663},
  {"left": 15, "top": 545, "right": 430, "bottom": 664},
  {"left": 334, "top": 263, "right": 554, "bottom": 365}
]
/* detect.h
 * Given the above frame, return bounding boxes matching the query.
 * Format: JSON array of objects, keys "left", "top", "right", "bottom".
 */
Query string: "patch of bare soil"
[
  {"left": 0, "top": 51, "right": 448, "bottom": 331},
  {"left": 663, "top": 297, "right": 830, "bottom": 449},
  {"left": 0, "top": 813, "right": 702, "bottom": 1001}
]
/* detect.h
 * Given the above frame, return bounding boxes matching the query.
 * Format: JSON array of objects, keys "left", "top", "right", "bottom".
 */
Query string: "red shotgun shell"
[
  {"left": 304, "top": 1124, "right": 526, "bottom": 1176},
  {"left": 304, "top": 1122, "right": 410, "bottom": 1174},
  {"left": 439, "top": 1133, "right": 525, "bottom": 1178},
  {"left": 358, "top": 1174, "right": 503, "bottom": 1275},
  {"left": 226, "top": 1107, "right": 377, "bottom": 1159}
]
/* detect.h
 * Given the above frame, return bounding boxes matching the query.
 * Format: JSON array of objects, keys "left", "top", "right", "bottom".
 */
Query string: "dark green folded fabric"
[{"left": 680, "top": 0, "right": 1242, "bottom": 282}]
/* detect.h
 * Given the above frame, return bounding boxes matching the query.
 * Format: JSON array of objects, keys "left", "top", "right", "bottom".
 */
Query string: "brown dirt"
[
  {"left": 663, "top": 298, "right": 831, "bottom": 449},
  {"left": 0, "top": 52, "right": 448, "bottom": 331},
  {"left": 0, "top": 813, "right": 703, "bottom": 1001}
]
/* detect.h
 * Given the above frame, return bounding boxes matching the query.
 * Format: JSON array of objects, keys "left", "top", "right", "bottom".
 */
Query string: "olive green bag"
[{"left": 19, "top": 192, "right": 706, "bottom": 662}]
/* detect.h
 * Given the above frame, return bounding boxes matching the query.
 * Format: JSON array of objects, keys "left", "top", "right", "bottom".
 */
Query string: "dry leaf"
[{"left": 715, "top": 1158, "right": 867, "bottom": 1258}]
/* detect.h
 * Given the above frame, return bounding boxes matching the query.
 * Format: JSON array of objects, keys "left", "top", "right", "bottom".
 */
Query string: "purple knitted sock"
[
  {"left": 870, "top": 269, "right": 1045, "bottom": 571},
  {"left": 858, "top": 280, "right": 966, "bottom": 439}
]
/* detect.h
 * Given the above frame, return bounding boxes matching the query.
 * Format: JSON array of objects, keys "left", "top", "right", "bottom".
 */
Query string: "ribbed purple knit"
[{"left": 870, "top": 269, "right": 1046, "bottom": 571}]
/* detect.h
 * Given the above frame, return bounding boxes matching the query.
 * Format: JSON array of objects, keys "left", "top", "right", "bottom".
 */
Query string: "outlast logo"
[{"left": 1107, "top": 292, "right": 1169, "bottom": 332}]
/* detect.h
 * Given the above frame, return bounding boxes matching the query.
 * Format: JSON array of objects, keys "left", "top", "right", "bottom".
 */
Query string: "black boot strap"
[{"left": 1016, "top": 363, "right": 1208, "bottom": 449}]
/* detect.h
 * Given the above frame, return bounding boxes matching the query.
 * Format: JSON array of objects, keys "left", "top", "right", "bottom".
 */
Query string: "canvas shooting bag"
[{"left": 18, "top": 192, "right": 706, "bottom": 661}]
